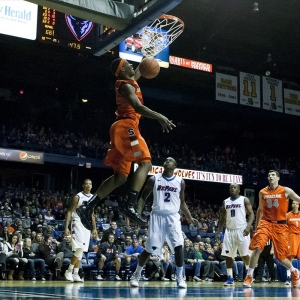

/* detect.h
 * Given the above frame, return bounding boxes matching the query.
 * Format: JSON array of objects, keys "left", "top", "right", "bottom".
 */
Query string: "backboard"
[{"left": 27, "top": 0, "right": 182, "bottom": 56}]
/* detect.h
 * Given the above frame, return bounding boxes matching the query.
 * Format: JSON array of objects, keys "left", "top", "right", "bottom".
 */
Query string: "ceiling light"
[
  {"left": 82, "top": 99, "right": 88, "bottom": 103},
  {"left": 253, "top": 2, "right": 259, "bottom": 13}
]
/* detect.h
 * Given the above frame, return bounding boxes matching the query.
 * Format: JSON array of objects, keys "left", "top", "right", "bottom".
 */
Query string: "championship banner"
[
  {"left": 284, "top": 88, "right": 300, "bottom": 116},
  {"left": 262, "top": 76, "right": 283, "bottom": 112},
  {"left": 239, "top": 72, "right": 260, "bottom": 107},
  {"left": 216, "top": 73, "right": 238, "bottom": 104},
  {"left": 0, "top": 148, "right": 44, "bottom": 164},
  {"left": 134, "top": 164, "right": 243, "bottom": 184}
]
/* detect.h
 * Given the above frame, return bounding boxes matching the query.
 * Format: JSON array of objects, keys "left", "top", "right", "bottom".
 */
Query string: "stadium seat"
[
  {"left": 181, "top": 225, "right": 189, "bottom": 234},
  {"left": 198, "top": 230, "right": 208, "bottom": 237},
  {"left": 189, "top": 229, "right": 198, "bottom": 237}
]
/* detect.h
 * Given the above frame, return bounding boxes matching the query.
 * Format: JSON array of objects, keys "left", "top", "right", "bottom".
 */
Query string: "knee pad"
[{"left": 74, "top": 248, "right": 84, "bottom": 258}]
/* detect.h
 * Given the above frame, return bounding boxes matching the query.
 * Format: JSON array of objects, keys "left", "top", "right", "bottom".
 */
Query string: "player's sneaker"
[
  {"left": 243, "top": 274, "right": 253, "bottom": 288},
  {"left": 161, "top": 276, "right": 170, "bottom": 281},
  {"left": 291, "top": 269, "right": 299, "bottom": 287},
  {"left": 119, "top": 205, "right": 147, "bottom": 225},
  {"left": 192, "top": 276, "right": 202, "bottom": 282},
  {"left": 115, "top": 275, "right": 122, "bottom": 281},
  {"left": 72, "top": 274, "right": 84, "bottom": 282},
  {"left": 96, "top": 274, "right": 104, "bottom": 281},
  {"left": 177, "top": 276, "right": 187, "bottom": 289},
  {"left": 130, "top": 271, "right": 141, "bottom": 287},
  {"left": 76, "top": 204, "right": 94, "bottom": 231},
  {"left": 223, "top": 275, "right": 234, "bottom": 286},
  {"left": 64, "top": 270, "right": 74, "bottom": 282},
  {"left": 285, "top": 276, "right": 291, "bottom": 285}
]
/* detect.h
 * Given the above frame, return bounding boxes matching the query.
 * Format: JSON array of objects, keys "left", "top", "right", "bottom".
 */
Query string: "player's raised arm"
[{"left": 136, "top": 176, "right": 155, "bottom": 214}]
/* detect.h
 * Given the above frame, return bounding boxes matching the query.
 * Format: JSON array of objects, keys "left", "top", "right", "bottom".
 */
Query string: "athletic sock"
[
  {"left": 176, "top": 266, "right": 183, "bottom": 278},
  {"left": 136, "top": 265, "right": 143, "bottom": 275},
  {"left": 287, "top": 269, "right": 291, "bottom": 277},
  {"left": 247, "top": 268, "right": 254, "bottom": 276},
  {"left": 73, "top": 268, "right": 79, "bottom": 275},
  {"left": 68, "top": 264, "right": 74, "bottom": 272},
  {"left": 226, "top": 268, "right": 233, "bottom": 277}
]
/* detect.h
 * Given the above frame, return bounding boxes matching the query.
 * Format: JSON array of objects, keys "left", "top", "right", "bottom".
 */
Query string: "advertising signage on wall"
[
  {"left": 0, "top": 148, "right": 44, "bottom": 164},
  {"left": 135, "top": 164, "right": 242, "bottom": 184},
  {"left": 0, "top": 0, "right": 38, "bottom": 40}
]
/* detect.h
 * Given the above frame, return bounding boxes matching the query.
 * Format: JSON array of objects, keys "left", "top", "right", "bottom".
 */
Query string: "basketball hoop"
[{"left": 140, "top": 14, "right": 184, "bottom": 58}]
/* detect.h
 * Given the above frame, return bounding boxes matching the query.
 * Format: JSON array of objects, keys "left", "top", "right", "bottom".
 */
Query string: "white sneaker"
[
  {"left": 73, "top": 274, "right": 84, "bottom": 282},
  {"left": 177, "top": 276, "right": 187, "bottom": 289},
  {"left": 285, "top": 276, "right": 291, "bottom": 285},
  {"left": 161, "top": 276, "right": 170, "bottom": 281},
  {"left": 96, "top": 274, "right": 104, "bottom": 281},
  {"left": 115, "top": 275, "right": 122, "bottom": 281},
  {"left": 65, "top": 270, "right": 74, "bottom": 282},
  {"left": 171, "top": 274, "right": 177, "bottom": 281},
  {"left": 130, "top": 272, "right": 141, "bottom": 287}
]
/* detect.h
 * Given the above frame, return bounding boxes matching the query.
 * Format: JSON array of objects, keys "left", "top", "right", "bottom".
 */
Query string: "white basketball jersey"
[
  {"left": 72, "top": 192, "right": 93, "bottom": 219},
  {"left": 152, "top": 174, "right": 182, "bottom": 215},
  {"left": 224, "top": 195, "right": 247, "bottom": 229}
]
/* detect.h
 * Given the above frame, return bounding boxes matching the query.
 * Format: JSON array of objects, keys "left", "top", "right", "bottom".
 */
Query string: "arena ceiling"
[{"left": 0, "top": 0, "right": 300, "bottom": 93}]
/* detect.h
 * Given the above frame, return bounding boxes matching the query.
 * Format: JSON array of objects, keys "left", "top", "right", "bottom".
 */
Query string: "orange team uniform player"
[
  {"left": 287, "top": 210, "right": 300, "bottom": 259},
  {"left": 250, "top": 186, "right": 289, "bottom": 260},
  {"left": 104, "top": 79, "right": 151, "bottom": 176}
]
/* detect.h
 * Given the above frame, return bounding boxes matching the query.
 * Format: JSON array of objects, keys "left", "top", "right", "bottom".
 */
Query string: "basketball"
[{"left": 139, "top": 58, "right": 160, "bottom": 79}]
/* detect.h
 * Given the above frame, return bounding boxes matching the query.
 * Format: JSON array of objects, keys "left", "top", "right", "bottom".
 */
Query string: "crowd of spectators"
[
  {"left": 1, "top": 120, "right": 300, "bottom": 186},
  {"left": 0, "top": 180, "right": 225, "bottom": 282}
]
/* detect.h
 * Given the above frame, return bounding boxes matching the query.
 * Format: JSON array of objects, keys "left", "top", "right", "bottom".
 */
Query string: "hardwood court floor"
[{"left": 0, "top": 280, "right": 299, "bottom": 300}]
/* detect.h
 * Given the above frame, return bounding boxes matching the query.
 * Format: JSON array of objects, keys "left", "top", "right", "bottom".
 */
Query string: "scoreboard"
[{"left": 38, "top": 6, "right": 100, "bottom": 52}]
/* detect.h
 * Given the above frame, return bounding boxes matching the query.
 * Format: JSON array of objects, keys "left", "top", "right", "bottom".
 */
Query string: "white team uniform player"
[
  {"left": 221, "top": 195, "right": 250, "bottom": 258},
  {"left": 71, "top": 192, "right": 92, "bottom": 252},
  {"left": 145, "top": 173, "right": 184, "bottom": 255}
]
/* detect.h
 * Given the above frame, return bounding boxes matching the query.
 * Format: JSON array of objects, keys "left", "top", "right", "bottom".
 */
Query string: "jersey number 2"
[{"left": 164, "top": 192, "right": 171, "bottom": 202}]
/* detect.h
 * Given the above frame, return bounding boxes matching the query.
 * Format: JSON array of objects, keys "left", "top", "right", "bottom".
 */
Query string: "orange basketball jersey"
[
  {"left": 115, "top": 79, "right": 144, "bottom": 124},
  {"left": 261, "top": 185, "right": 288, "bottom": 221},
  {"left": 287, "top": 211, "right": 300, "bottom": 234}
]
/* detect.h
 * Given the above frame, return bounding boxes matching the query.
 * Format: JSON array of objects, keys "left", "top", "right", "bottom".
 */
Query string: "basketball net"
[{"left": 140, "top": 14, "right": 184, "bottom": 58}]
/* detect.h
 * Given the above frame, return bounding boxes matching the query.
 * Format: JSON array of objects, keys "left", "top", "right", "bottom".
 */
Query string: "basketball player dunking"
[
  {"left": 76, "top": 58, "right": 175, "bottom": 230},
  {"left": 130, "top": 157, "right": 198, "bottom": 289}
]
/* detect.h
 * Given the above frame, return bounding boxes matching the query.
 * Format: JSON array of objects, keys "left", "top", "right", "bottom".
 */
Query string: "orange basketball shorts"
[
  {"left": 104, "top": 119, "right": 151, "bottom": 176},
  {"left": 249, "top": 220, "right": 289, "bottom": 260},
  {"left": 288, "top": 232, "right": 300, "bottom": 259}
]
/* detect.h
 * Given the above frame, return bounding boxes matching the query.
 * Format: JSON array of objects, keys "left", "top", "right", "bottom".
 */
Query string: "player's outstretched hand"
[
  {"left": 92, "top": 229, "right": 98, "bottom": 238},
  {"left": 243, "top": 227, "right": 250, "bottom": 236},
  {"left": 190, "top": 218, "right": 199, "bottom": 226},
  {"left": 158, "top": 114, "right": 176, "bottom": 133},
  {"left": 64, "top": 229, "right": 70, "bottom": 237}
]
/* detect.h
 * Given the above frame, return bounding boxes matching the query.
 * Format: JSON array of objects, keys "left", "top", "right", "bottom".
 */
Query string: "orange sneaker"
[
  {"left": 243, "top": 274, "right": 253, "bottom": 288},
  {"left": 291, "top": 269, "right": 299, "bottom": 288}
]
